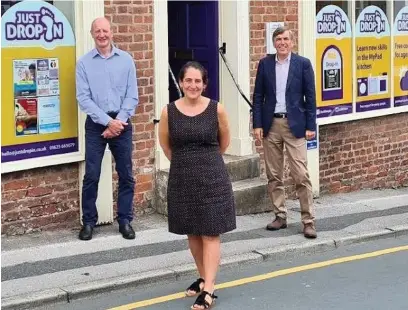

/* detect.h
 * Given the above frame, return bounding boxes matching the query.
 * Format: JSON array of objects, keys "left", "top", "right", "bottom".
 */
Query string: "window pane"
[
  {"left": 355, "top": 1, "right": 388, "bottom": 20},
  {"left": 1, "top": 0, "right": 74, "bottom": 30},
  {"left": 1, "top": 1, "right": 53, "bottom": 16},
  {"left": 316, "top": 0, "right": 349, "bottom": 16},
  {"left": 394, "top": 0, "right": 408, "bottom": 16},
  {"left": 53, "top": 0, "right": 75, "bottom": 30}
]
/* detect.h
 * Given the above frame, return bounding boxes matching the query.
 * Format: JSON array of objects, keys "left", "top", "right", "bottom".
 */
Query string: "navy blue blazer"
[{"left": 252, "top": 53, "right": 316, "bottom": 139}]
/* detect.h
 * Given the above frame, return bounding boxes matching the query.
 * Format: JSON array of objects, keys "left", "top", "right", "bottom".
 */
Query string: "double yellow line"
[{"left": 109, "top": 245, "right": 408, "bottom": 309}]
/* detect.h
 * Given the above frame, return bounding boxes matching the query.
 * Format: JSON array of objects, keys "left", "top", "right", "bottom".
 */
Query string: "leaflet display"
[
  {"left": 13, "top": 58, "right": 61, "bottom": 137},
  {"left": 1, "top": 1, "right": 78, "bottom": 167}
]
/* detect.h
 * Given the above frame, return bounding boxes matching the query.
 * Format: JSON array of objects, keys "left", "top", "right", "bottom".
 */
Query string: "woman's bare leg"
[
  {"left": 187, "top": 235, "right": 205, "bottom": 294},
  {"left": 192, "top": 235, "right": 220, "bottom": 308}
]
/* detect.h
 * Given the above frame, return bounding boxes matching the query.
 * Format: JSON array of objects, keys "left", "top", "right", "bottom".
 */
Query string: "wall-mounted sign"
[
  {"left": 316, "top": 5, "right": 352, "bottom": 118},
  {"left": 355, "top": 5, "right": 391, "bottom": 113},
  {"left": 307, "top": 136, "right": 318, "bottom": 150},
  {"left": 265, "top": 21, "right": 285, "bottom": 55},
  {"left": 1, "top": 1, "right": 78, "bottom": 165},
  {"left": 393, "top": 6, "right": 408, "bottom": 107}
]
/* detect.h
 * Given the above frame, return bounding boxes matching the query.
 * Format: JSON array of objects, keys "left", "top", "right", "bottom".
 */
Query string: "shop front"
[
  {"left": 307, "top": 0, "right": 408, "bottom": 193},
  {"left": 1, "top": 0, "right": 407, "bottom": 236}
]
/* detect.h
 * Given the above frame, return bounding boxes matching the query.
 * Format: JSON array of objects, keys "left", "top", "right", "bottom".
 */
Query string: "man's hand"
[
  {"left": 102, "top": 127, "right": 118, "bottom": 139},
  {"left": 305, "top": 130, "right": 316, "bottom": 140},
  {"left": 107, "top": 119, "right": 128, "bottom": 136},
  {"left": 253, "top": 128, "right": 264, "bottom": 142}
]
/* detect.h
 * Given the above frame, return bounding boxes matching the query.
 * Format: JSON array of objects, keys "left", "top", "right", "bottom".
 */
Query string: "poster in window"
[
  {"left": 15, "top": 98, "right": 38, "bottom": 136},
  {"left": 36, "top": 58, "right": 60, "bottom": 97},
  {"left": 316, "top": 5, "right": 353, "bottom": 118},
  {"left": 1, "top": 0, "right": 78, "bottom": 166},
  {"left": 355, "top": 5, "right": 391, "bottom": 113},
  {"left": 38, "top": 96, "right": 61, "bottom": 134},
  {"left": 13, "top": 59, "right": 37, "bottom": 97},
  {"left": 393, "top": 6, "right": 408, "bottom": 107}
]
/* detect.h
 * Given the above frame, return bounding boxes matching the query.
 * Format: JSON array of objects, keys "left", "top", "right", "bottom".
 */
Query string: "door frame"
[{"left": 154, "top": 0, "right": 252, "bottom": 170}]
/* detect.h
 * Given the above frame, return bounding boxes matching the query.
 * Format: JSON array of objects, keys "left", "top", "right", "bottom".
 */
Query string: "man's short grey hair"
[
  {"left": 272, "top": 26, "right": 294, "bottom": 41},
  {"left": 90, "top": 17, "right": 112, "bottom": 32}
]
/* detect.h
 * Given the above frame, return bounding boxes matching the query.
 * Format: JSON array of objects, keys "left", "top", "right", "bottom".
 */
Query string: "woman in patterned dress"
[{"left": 158, "top": 61, "right": 236, "bottom": 309}]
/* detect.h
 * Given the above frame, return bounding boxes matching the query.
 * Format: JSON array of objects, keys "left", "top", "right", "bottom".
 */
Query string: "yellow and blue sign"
[
  {"left": 1, "top": 0, "right": 78, "bottom": 163},
  {"left": 316, "top": 5, "right": 352, "bottom": 118},
  {"left": 393, "top": 5, "right": 408, "bottom": 107},
  {"left": 355, "top": 5, "right": 391, "bottom": 113}
]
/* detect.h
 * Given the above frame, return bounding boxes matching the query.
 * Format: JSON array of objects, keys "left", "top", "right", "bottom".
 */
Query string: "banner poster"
[
  {"left": 355, "top": 6, "right": 391, "bottom": 113},
  {"left": 316, "top": 5, "right": 353, "bottom": 118},
  {"left": 393, "top": 6, "right": 408, "bottom": 107},
  {"left": 1, "top": 1, "right": 77, "bottom": 164}
]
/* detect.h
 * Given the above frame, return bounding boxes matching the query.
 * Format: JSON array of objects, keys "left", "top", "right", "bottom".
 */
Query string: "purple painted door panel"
[{"left": 168, "top": 1, "right": 219, "bottom": 102}]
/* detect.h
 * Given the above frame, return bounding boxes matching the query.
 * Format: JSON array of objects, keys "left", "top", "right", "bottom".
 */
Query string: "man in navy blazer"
[{"left": 253, "top": 26, "right": 317, "bottom": 238}]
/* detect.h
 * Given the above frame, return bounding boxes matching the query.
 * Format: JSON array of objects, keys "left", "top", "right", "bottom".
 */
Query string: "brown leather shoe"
[
  {"left": 304, "top": 224, "right": 317, "bottom": 239},
  {"left": 266, "top": 217, "right": 287, "bottom": 231}
]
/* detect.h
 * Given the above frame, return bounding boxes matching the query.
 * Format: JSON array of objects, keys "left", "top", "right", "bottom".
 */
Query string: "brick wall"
[
  {"left": 320, "top": 113, "right": 408, "bottom": 194},
  {"left": 1, "top": 164, "right": 80, "bottom": 235},
  {"left": 249, "top": 0, "right": 299, "bottom": 197},
  {"left": 105, "top": 0, "right": 155, "bottom": 214}
]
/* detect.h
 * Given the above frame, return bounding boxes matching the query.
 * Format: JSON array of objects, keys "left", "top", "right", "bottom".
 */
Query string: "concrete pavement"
[{"left": 1, "top": 188, "right": 408, "bottom": 309}]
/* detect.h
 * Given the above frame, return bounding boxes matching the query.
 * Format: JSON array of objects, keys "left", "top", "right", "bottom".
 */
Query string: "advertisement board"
[
  {"left": 1, "top": 1, "right": 78, "bottom": 168},
  {"left": 393, "top": 6, "right": 408, "bottom": 107},
  {"left": 316, "top": 5, "right": 353, "bottom": 118},
  {"left": 355, "top": 5, "right": 391, "bottom": 113}
]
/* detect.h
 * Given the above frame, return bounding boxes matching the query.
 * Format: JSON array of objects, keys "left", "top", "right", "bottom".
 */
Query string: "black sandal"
[
  {"left": 191, "top": 290, "right": 217, "bottom": 309},
  {"left": 185, "top": 278, "right": 205, "bottom": 297}
]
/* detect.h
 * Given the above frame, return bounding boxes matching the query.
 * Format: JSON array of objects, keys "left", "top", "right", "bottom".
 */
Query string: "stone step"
[
  {"left": 232, "top": 177, "right": 271, "bottom": 215},
  {"left": 223, "top": 154, "right": 260, "bottom": 182},
  {"left": 154, "top": 154, "right": 267, "bottom": 215},
  {"left": 155, "top": 173, "right": 271, "bottom": 216}
]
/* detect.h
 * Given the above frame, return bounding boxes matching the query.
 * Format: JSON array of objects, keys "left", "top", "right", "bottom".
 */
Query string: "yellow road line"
[{"left": 108, "top": 245, "right": 408, "bottom": 310}]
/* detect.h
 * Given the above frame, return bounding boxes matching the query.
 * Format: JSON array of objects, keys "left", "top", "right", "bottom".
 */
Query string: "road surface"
[{"left": 34, "top": 235, "right": 408, "bottom": 310}]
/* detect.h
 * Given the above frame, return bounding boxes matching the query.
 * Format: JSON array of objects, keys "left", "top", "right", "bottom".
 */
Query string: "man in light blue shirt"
[{"left": 76, "top": 17, "right": 139, "bottom": 241}]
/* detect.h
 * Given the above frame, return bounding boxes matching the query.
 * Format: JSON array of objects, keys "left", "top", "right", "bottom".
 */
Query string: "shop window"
[
  {"left": 394, "top": 0, "right": 408, "bottom": 16},
  {"left": 355, "top": 1, "right": 388, "bottom": 20},
  {"left": 1, "top": 0, "right": 74, "bottom": 28},
  {"left": 1, "top": 1, "right": 53, "bottom": 16},
  {"left": 316, "top": 0, "right": 349, "bottom": 15}
]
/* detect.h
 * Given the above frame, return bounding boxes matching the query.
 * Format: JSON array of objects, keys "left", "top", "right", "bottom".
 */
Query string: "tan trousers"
[{"left": 263, "top": 118, "right": 315, "bottom": 225}]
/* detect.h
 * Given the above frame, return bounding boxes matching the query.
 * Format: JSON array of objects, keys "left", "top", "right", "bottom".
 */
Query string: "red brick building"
[{"left": 1, "top": 0, "right": 407, "bottom": 235}]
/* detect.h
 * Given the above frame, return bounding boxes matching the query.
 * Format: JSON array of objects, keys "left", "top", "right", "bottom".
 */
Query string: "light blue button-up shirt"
[
  {"left": 76, "top": 46, "right": 139, "bottom": 126},
  {"left": 275, "top": 53, "right": 291, "bottom": 114}
]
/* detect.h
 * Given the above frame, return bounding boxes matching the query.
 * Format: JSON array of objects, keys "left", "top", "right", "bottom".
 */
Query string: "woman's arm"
[
  {"left": 158, "top": 106, "right": 172, "bottom": 161},
  {"left": 217, "top": 103, "right": 231, "bottom": 154}
]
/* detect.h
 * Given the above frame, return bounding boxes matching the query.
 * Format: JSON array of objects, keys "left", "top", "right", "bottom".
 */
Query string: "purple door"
[{"left": 168, "top": 0, "right": 219, "bottom": 102}]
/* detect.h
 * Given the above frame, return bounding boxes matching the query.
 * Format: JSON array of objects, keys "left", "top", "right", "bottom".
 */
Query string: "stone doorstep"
[
  {"left": 155, "top": 154, "right": 264, "bottom": 215},
  {"left": 155, "top": 176, "right": 270, "bottom": 216},
  {"left": 2, "top": 227, "right": 407, "bottom": 310}
]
